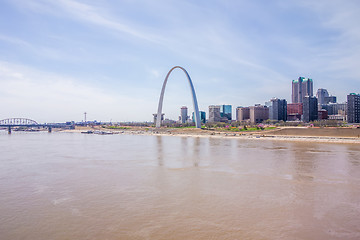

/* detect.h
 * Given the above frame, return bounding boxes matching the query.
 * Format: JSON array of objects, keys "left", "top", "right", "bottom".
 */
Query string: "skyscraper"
[
  {"left": 302, "top": 78, "right": 313, "bottom": 99},
  {"left": 220, "top": 105, "right": 232, "bottom": 121},
  {"left": 347, "top": 93, "right": 360, "bottom": 123},
  {"left": 208, "top": 105, "right": 221, "bottom": 122},
  {"left": 180, "top": 106, "right": 188, "bottom": 123},
  {"left": 292, "top": 77, "right": 313, "bottom": 103},
  {"left": 303, "top": 96, "right": 318, "bottom": 122}
]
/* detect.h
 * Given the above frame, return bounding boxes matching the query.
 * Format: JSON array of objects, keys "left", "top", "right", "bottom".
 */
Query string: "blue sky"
[{"left": 0, "top": 0, "right": 359, "bottom": 122}]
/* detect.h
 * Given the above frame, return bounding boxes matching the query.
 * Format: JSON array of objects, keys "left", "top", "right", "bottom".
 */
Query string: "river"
[{"left": 0, "top": 131, "right": 360, "bottom": 239}]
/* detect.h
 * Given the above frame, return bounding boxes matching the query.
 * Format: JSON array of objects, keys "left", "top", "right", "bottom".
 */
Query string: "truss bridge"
[{"left": 0, "top": 118, "right": 55, "bottom": 134}]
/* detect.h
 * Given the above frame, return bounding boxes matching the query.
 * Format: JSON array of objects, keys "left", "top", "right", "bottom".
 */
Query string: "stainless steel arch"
[{"left": 156, "top": 66, "right": 201, "bottom": 128}]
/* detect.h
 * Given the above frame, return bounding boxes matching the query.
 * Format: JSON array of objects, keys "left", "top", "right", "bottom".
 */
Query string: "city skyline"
[{"left": 0, "top": 1, "right": 360, "bottom": 122}]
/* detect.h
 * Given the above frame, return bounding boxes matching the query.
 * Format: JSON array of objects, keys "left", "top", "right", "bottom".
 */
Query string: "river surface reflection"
[{"left": 1, "top": 131, "right": 360, "bottom": 239}]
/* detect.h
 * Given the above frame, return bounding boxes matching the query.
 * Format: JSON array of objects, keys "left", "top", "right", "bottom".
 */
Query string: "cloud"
[
  {"left": 149, "top": 69, "right": 160, "bottom": 79},
  {"left": 0, "top": 34, "right": 32, "bottom": 48},
  {"left": 58, "top": 0, "right": 164, "bottom": 42},
  {"left": 0, "top": 33, "right": 89, "bottom": 63},
  {"left": 300, "top": 1, "right": 360, "bottom": 84},
  {"left": 3, "top": 0, "right": 359, "bottom": 113},
  {"left": 0, "top": 61, "right": 156, "bottom": 122},
  {"left": 12, "top": 0, "right": 164, "bottom": 43}
]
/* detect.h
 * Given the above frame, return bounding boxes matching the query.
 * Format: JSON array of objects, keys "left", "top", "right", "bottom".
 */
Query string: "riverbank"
[{"left": 61, "top": 126, "right": 360, "bottom": 144}]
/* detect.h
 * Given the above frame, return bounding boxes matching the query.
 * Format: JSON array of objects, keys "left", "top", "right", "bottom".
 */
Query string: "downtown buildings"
[
  {"left": 208, "top": 105, "right": 232, "bottom": 122},
  {"left": 315, "top": 87, "right": 347, "bottom": 121},
  {"left": 154, "top": 76, "right": 357, "bottom": 125},
  {"left": 290, "top": 76, "right": 317, "bottom": 122},
  {"left": 236, "top": 99, "right": 286, "bottom": 124},
  {"left": 290, "top": 76, "right": 333, "bottom": 122},
  {"left": 236, "top": 105, "right": 269, "bottom": 124}
]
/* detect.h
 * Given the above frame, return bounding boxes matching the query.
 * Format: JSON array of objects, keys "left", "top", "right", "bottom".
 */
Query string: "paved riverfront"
[{"left": 1, "top": 131, "right": 360, "bottom": 239}]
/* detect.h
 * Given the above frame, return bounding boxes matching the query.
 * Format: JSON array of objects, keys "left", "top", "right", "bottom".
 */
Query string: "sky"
[{"left": 0, "top": 0, "right": 359, "bottom": 123}]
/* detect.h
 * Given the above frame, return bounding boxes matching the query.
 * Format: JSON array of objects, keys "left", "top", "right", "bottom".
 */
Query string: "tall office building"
[
  {"left": 292, "top": 77, "right": 313, "bottom": 103},
  {"left": 347, "top": 93, "right": 360, "bottom": 123},
  {"left": 303, "top": 96, "right": 318, "bottom": 122},
  {"left": 208, "top": 105, "right": 221, "bottom": 122},
  {"left": 220, "top": 105, "right": 232, "bottom": 121},
  {"left": 316, "top": 88, "right": 329, "bottom": 105},
  {"left": 180, "top": 106, "right": 188, "bottom": 123},
  {"left": 192, "top": 111, "right": 206, "bottom": 124},
  {"left": 268, "top": 98, "right": 287, "bottom": 121},
  {"left": 236, "top": 107, "right": 250, "bottom": 122}
]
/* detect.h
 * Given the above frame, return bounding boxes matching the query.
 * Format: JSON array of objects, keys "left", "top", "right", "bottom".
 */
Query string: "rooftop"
[{"left": 292, "top": 77, "right": 313, "bottom": 83}]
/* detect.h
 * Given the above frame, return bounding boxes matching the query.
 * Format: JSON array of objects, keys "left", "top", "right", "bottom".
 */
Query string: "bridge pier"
[{"left": 8, "top": 126, "right": 11, "bottom": 134}]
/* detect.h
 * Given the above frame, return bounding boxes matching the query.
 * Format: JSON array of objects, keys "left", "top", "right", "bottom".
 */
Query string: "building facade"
[
  {"left": 220, "top": 105, "right": 232, "bottom": 121},
  {"left": 321, "top": 102, "right": 347, "bottom": 116},
  {"left": 268, "top": 98, "right": 287, "bottom": 121},
  {"left": 236, "top": 107, "right": 250, "bottom": 122},
  {"left": 316, "top": 88, "right": 329, "bottom": 105},
  {"left": 180, "top": 106, "right": 188, "bottom": 123},
  {"left": 249, "top": 105, "right": 269, "bottom": 124},
  {"left": 347, "top": 93, "right": 360, "bottom": 123},
  {"left": 292, "top": 77, "right": 313, "bottom": 103},
  {"left": 192, "top": 111, "right": 206, "bottom": 124},
  {"left": 325, "top": 96, "right": 336, "bottom": 104},
  {"left": 318, "top": 109, "right": 328, "bottom": 120},
  {"left": 303, "top": 96, "right": 318, "bottom": 122},
  {"left": 287, "top": 103, "right": 303, "bottom": 121},
  {"left": 208, "top": 105, "right": 221, "bottom": 122}
]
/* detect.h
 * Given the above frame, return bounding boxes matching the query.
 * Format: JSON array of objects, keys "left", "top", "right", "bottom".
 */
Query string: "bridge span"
[{"left": 0, "top": 118, "right": 61, "bottom": 134}]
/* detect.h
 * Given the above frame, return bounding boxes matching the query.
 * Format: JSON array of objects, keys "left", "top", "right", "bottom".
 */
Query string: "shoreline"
[{"left": 60, "top": 127, "right": 360, "bottom": 144}]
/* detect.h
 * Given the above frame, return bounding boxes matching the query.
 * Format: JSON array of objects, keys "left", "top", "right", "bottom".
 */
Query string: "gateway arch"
[{"left": 156, "top": 66, "right": 201, "bottom": 128}]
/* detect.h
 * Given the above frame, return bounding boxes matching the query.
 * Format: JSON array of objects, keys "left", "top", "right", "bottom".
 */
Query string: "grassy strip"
[
  {"left": 105, "top": 126, "right": 131, "bottom": 129},
  {"left": 219, "top": 126, "right": 276, "bottom": 132}
]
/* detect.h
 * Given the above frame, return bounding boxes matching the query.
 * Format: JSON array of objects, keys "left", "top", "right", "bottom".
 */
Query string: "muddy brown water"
[{"left": 1, "top": 131, "right": 360, "bottom": 239}]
